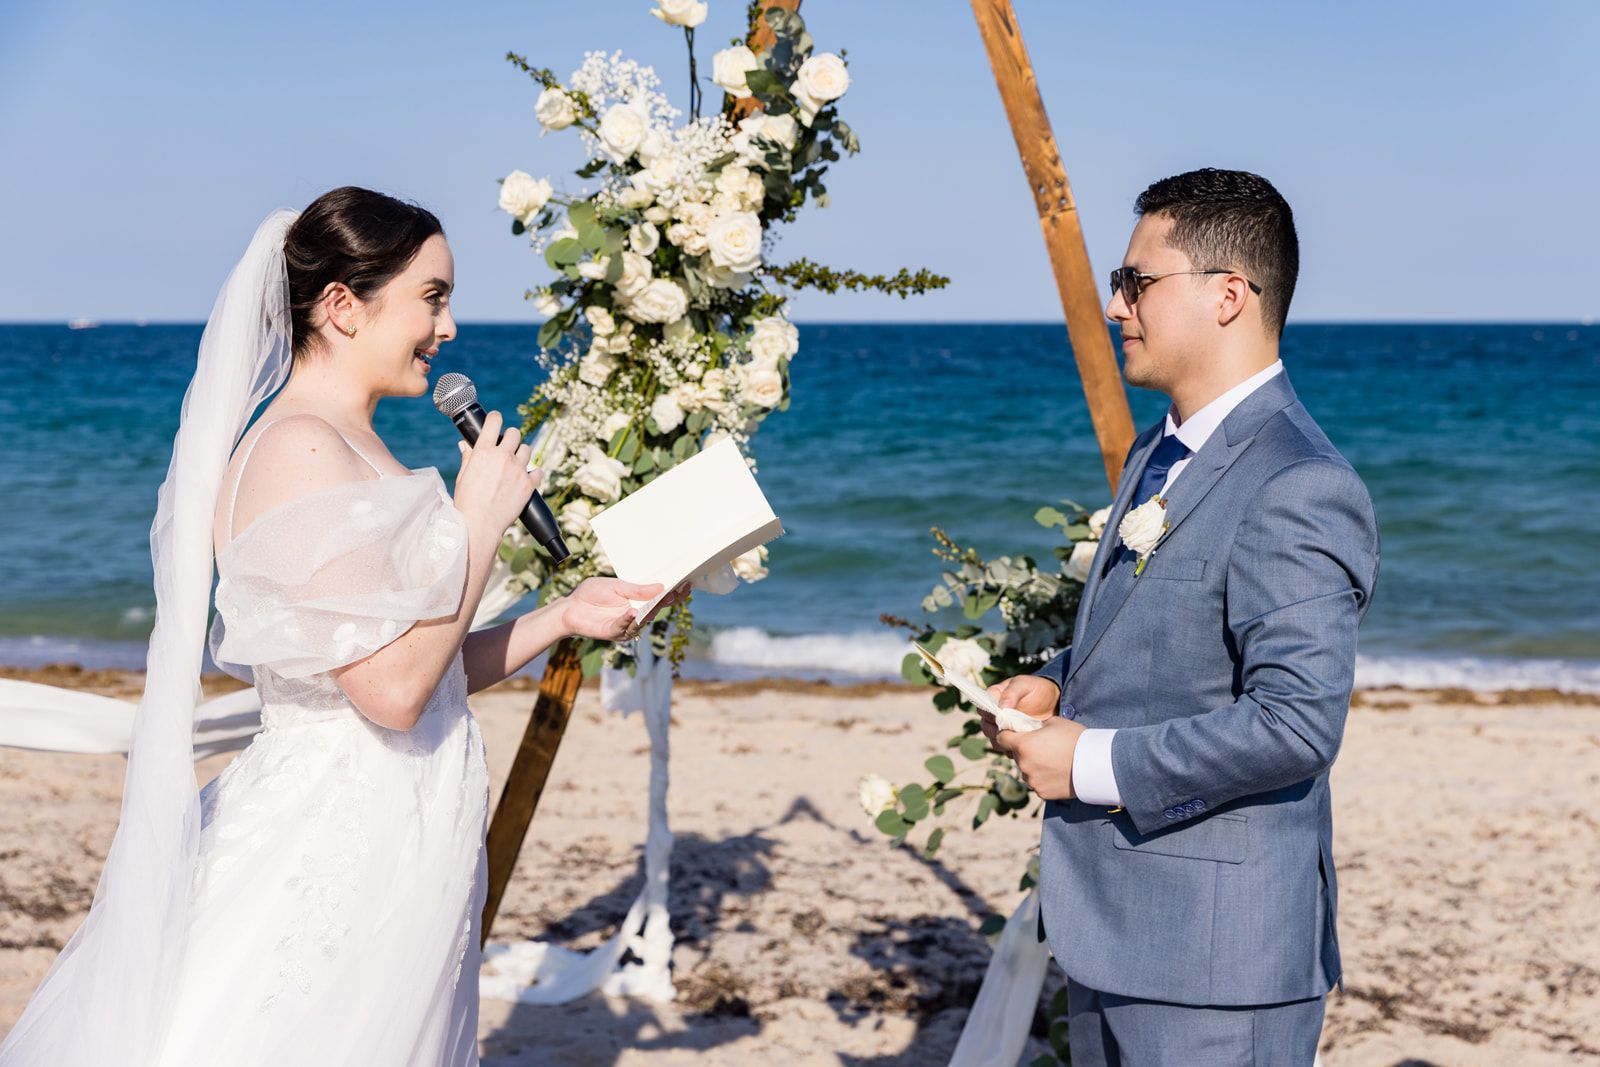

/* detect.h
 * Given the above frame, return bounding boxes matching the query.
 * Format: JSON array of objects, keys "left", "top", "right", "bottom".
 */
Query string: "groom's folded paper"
[
  {"left": 913, "top": 641, "right": 1044, "bottom": 734},
  {"left": 589, "top": 438, "right": 785, "bottom": 620}
]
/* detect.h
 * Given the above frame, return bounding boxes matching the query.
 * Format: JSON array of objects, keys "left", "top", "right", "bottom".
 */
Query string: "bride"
[{"left": 0, "top": 187, "right": 677, "bottom": 1065}]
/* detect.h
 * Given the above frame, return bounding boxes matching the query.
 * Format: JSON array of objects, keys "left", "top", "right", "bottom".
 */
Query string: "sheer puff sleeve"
[{"left": 209, "top": 471, "right": 468, "bottom": 680}]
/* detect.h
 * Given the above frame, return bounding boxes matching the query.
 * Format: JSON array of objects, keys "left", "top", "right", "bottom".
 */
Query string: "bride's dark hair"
[{"left": 284, "top": 186, "right": 444, "bottom": 359}]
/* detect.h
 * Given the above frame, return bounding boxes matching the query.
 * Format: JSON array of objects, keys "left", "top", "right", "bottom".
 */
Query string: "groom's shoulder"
[{"left": 1251, "top": 398, "right": 1357, "bottom": 480}]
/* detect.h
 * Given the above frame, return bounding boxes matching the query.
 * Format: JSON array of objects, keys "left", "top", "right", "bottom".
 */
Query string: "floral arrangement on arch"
[{"left": 493, "top": 1, "right": 945, "bottom": 676}]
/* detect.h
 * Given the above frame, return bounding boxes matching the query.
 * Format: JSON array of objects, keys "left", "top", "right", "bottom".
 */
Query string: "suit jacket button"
[
  {"left": 1193, "top": 799, "right": 1206, "bottom": 811},
  {"left": 1163, "top": 809, "right": 1177, "bottom": 820}
]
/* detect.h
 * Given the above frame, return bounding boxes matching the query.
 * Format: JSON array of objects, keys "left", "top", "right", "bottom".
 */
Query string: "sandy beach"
[{"left": 2, "top": 667, "right": 1596, "bottom": 1065}]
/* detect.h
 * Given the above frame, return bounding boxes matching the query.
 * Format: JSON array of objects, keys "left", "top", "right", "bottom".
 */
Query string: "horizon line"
[{"left": 3, "top": 318, "right": 1596, "bottom": 328}]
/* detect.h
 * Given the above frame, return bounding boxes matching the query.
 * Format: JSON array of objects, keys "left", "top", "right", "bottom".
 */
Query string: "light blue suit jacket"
[{"left": 1035, "top": 371, "right": 1379, "bottom": 1007}]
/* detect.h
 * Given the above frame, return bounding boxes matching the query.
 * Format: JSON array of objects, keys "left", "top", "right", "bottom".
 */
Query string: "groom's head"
[{"left": 1108, "top": 168, "right": 1297, "bottom": 402}]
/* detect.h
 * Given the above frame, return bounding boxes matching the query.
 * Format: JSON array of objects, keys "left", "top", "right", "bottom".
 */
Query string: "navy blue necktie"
[{"left": 1108, "top": 433, "right": 1192, "bottom": 573}]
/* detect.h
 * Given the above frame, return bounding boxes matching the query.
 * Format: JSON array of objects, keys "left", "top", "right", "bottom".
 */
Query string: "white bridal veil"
[{"left": 0, "top": 210, "right": 298, "bottom": 1066}]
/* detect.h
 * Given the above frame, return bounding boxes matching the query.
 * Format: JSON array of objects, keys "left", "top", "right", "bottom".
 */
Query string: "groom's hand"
[
  {"left": 986, "top": 716, "right": 1086, "bottom": 801},
  {"left": 985, "top": 675, "right": 1060, "bottom": 720}
]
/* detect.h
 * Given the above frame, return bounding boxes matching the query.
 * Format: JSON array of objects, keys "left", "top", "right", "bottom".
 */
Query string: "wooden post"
[
  {"left": 733, "top": 0, "right": 802, "bottom": 119},
  {"left": 480, "top": 0, "right": 804, "bottom": 949},
  {"left": 480, "top": 638, "right": 584, "bottom": 946},
  {"left": 971, "top": 0, "right": 1135, "bottom": 492}
]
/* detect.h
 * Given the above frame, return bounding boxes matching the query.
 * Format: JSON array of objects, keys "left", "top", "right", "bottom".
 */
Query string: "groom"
[{"left": 984, "top": 168, "right": 1379, "bottom": 1064}]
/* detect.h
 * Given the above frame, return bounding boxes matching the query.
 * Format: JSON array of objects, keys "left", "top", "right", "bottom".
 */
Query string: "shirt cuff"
[{"left": 1072, "top": 728, "right": 1123, "bottom": 808}]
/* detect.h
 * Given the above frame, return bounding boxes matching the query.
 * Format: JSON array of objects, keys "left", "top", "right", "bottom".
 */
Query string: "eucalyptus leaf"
[
  {"left": 922, "top": 827, "right": 945, "bottom": 859},
  {"left": 959, "top": 736, "right": 988, "bottom": 762},
  {"left": 874, "top": 809, "right": 910, "bottom": 838},
  {"left": 925, "top": 755, "right": 956, "bottom": 784}
]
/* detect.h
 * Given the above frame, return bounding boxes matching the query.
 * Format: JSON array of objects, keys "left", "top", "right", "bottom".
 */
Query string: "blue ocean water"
[{"left": 2, "top": 322, "right": 1597, "bottom": 689}]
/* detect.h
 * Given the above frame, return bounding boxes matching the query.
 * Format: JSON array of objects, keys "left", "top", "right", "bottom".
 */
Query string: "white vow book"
[
  {"left": 912, "top": 641, "right": 1044, "bottom": 733},
  {"left": 589, "top": 438, "right": 785, "bottom": 619}
]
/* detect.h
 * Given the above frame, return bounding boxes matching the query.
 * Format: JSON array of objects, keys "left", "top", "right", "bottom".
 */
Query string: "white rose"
[
  {"left": 559, "top": 498, "right": 597, "bottom": 537},
  {"left": 857, "top": 773, "right": 896, "bottom": 817},
  {"left": 1088, "top": 506, "right": 1112, "bottom": 539},
  {"left": 1064, "top": 540, "right": 1097, "bottom": 584},
  {"left": 676, "top": 201, "right": 712, "bottom": 232},
  {"left": 650, "top": 0, "right": 707, "bottom": 28},
  {"left": 663, "top": 316, "right": 696, "bottom": 345},
  {"left": 732, "top": 545, "right": 768, "bottom": 582},
  {"left": 498, "top": 170, "right": 553, "bottom": 226},
  {"left": 706, "top": 210, "right": 763, "bottom": 273},
  {"left": 796, "top": 53, "right": 850, "bottom": 103},
  {"left": 643, "top": 205, "right": 671, "bottom": 224},
  {"left": 700, "top": 366, "right": 728, "bottom": 395},
  {"left": 532, "top": 289, "right": 562, "bottom": 317},
  {"left": 762, "top": 113, "right": 798, "bottom": 149},
  {"left": 650, "top": 391, "right": 686, "bottom": 433},
  {"left": 792, "top": 86, "right": 821, "bottom": 128},
  {"left": 665, "top": 222, "right": 693, "bottom": 249},
  {"left": 669, "top": 381, "right": 702, "bottom": 412},
  {"left": 637, "top": 128, "right": 668, "bottom": 167},
  {"left": 614, "top": 250, "right": 653, "bottom": 301},
  {"left": 597, "top": 101, "right": 650, "bottom": 162},
  {"left": 598, "top": 410, "right": 631, "bottom": 441},
  {"left": 584, "top": 306, "right": 616, "bottom": 336},
  {"left": 742, "top": 171, "right": 766, "bottom": 208},
  {"left": 573, "top": 446, "right": 628, "bottom": 503},
  {"left": 1117, "top": 497, "right": 1169, "bottom": 559},
  {"left": 629, "top": 221, "right": 660, "bottom": 255},
  {"left": 535, "top": 88, "right": 577, "bottom": 131},
  {"left": 715, "top": 164, "right": 752, "bottom": 197},
  {"left": 624, "top": 279, "right": 689, "bottom": 324},
  {"left": 617, "top": 184, "right": 654, "bottom": 211},
  {"left": 711, "top": 45, "right": 761, "bottom": 99},
  {"left": 605, "top": 321, "right": 635, "bottom": 353},
  {"left": 578, "top": 347, "right": 619, "bottom": 386},
  {"left": 937, "top": 637, "right": 991, "bottom": 685},
  {"left": 577, "top": 255, "right": 611, "bottom": 281},
  {"left": 738, "top": 363, "right": 784, "bottom": 408},
  {"left": 748, "top": 316, "right": 799, "bottom": 363}
]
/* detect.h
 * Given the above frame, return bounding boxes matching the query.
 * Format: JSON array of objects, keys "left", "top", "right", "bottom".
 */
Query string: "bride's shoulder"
[{"left": 226, "top": 413, "right": 376, "bottom": 538}]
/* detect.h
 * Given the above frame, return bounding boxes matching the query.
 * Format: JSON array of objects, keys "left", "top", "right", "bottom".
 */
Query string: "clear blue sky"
[{"left": 2, "top": 0, "right": 1595, "bottom": 323}]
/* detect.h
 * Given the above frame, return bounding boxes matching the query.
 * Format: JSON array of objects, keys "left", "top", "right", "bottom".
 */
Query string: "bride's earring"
[{"left": 345, "top": 322, "right": 357, "bottom": 338}]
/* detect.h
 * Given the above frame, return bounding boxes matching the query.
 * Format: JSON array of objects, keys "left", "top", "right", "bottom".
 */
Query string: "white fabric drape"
[
  {"left": 948, "top": 889, "right": 1052, "bottom": 1067},
  {"left": 479, "top": 637, "right": 678, "bottom": 1005}
]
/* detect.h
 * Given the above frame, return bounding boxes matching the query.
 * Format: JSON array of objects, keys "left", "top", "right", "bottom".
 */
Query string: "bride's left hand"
[{"left": 560, "top": 578, "right": 692, "bottom": 641}]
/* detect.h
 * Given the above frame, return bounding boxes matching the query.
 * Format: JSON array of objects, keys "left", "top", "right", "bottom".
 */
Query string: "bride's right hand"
[{"left": 452, "top": 410, "right": 540, "bottom": 536}]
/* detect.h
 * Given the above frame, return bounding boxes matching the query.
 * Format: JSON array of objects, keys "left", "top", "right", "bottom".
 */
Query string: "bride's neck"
[{"left": 273, "top": 360, "right": 382, "bottom": 431}]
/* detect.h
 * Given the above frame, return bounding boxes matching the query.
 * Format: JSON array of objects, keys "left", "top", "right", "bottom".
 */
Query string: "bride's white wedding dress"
[{"left": 155, "top": 422, "right": 488, "bottom": 1065}]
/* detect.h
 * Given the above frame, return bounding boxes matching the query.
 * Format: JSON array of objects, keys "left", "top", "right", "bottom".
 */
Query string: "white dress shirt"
[{"left": 1070, "top": 361, "right": 1285, "bottom": 807}]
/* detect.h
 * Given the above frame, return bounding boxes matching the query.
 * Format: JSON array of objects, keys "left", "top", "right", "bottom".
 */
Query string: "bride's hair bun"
[{"left": 284, "top": 186, "right": 444, "bottom": 359}]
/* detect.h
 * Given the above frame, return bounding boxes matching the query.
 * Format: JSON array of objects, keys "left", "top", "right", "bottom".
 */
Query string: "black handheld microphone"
[{"left": 432, "top": 372, "right": 571, "bottom": 564}]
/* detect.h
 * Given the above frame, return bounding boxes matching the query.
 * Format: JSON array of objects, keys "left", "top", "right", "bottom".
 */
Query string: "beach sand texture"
[{"left": 1, "top": 668, "right": 1596, "bottom": 1065}]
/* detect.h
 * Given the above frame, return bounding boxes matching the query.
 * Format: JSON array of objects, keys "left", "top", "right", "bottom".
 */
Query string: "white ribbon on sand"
[
  {"left": 949, "top": 888, "right": 1052, "bottom": 1067},
  {"left": 479, "top": 637, "right": 678, "bottom": 1005}
]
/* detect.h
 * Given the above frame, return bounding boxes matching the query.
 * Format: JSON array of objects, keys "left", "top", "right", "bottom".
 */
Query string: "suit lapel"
[
  {"left": 1071, "top": 426, "right": 1162, "bottom": 652},
  {"left": 1064, "top": 372, "right": 1301, "bottom": 685}
]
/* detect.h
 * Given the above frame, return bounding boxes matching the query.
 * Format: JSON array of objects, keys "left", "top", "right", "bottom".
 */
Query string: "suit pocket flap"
[
  {"left": 1142, "top": 556, "right": 1207, "bottom": 581},
  {"left": 1109, "top": 813, "right": 1247, "bottom": 863}
]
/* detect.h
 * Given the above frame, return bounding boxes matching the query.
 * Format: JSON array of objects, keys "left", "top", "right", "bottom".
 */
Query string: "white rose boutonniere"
[{"left": 1117, "top": 496, "right": 1170, "bottom": 576}]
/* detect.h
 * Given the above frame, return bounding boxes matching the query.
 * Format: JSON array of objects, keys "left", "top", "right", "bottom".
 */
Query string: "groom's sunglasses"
[{"left": 1110, "top": 268, "right": 1263, "bottom": 306}]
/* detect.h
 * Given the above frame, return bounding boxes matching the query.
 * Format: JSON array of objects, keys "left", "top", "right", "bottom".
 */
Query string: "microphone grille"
[{"left": 432, "top": 372, "right": 477, "bottom": 418}]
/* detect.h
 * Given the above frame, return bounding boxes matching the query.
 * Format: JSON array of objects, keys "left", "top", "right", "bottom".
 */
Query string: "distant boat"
[{"left": 68, "top": 318, "right": 99, "bottom": 330}]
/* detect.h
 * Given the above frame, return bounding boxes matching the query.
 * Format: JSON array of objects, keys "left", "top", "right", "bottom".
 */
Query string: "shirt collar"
[{"left": 1163, "top": 360, "right": 1285, "bottom": 453}]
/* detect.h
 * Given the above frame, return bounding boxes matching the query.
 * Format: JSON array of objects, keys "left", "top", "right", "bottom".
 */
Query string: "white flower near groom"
[
  {"left": 624, "top": 278, "right": 689, "bottom": 324},
  {"left": 1064, "top": 540, "right": 1098, "bottom": 584},
  {"left": 650, "top": 0, "right": 707, "bottom": 28},
  {"left": 857, "top": 774, "right": 897, "bottom": 817},
  {"left": 936, "top": 637, "right": 991, "bottom": 686},
  {"left": 498, "top": 171, "right": 552, "bottom": 226}
]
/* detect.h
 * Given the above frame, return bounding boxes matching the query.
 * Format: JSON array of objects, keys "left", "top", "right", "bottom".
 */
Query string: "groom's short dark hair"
[{"left": 1136, "top": 169, "right": 1298, "bottom": 337}]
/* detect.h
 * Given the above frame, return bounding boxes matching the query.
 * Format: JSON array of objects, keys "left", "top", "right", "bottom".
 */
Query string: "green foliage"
[{"left": 767, "top": 258, "right": 951, "bottom": 300}]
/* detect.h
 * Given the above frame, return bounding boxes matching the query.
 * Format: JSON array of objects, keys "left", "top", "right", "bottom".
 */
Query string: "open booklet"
[
  {"left": 911, "top": 641, "right": 1045, "bottom": 734},
  {"left": 589, "top": 438, "right": 785, "bottom": 620}
]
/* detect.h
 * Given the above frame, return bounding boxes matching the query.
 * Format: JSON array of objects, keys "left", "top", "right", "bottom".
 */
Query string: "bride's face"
[{"left": 353, "top": 234, "right": 457, "bottom": 398}]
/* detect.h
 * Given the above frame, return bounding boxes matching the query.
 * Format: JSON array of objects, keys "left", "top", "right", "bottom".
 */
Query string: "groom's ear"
[{"left": 1215, "top": 273, "right": 1254, "bottom": 330}]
